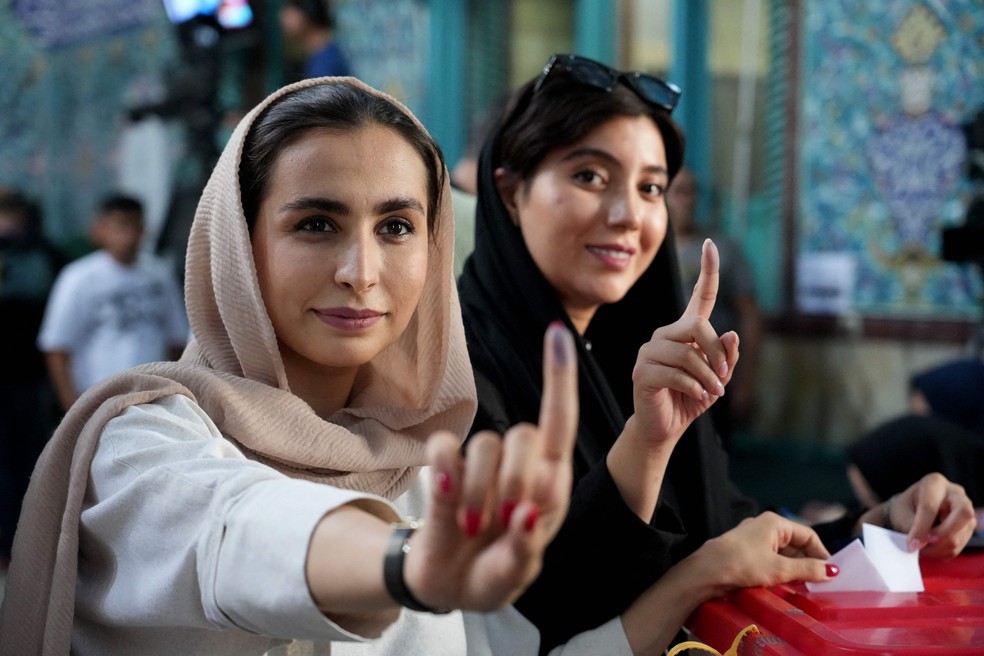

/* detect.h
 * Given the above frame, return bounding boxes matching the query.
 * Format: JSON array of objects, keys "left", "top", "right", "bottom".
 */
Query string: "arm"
[
  {"left": 83, "top": 325, "right": 579, "bottom": 645},
  {"left": 608, "top": 239, "right": 739, "bottom": 522},
  {"left": 621, "top": 512, "right": 835, "bottom": 656},
  {"left": 44, "top": 351, "right": 77, "bottom": 413}
]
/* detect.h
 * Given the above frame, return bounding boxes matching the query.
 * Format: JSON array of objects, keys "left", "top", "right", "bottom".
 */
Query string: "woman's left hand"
[
  {"left": 870, "top": 472, "right": 977, "bottom": 559},
  {"left": 629, "top": 238, "right": 740, "bottom": 451}
]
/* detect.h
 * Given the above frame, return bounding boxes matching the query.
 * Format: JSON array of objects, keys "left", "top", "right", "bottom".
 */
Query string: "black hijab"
[{"left": 457, "top": 80, "right": 757, "bottom": 651}]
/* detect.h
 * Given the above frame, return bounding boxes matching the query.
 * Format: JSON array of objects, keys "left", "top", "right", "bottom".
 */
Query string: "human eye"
[
  {"left": 640, "top": 181, "right": 667, "bottom": 198},
  {"left": 572, "top": 168, "right": 605, "bottom": 187},
  {"left": 377, "top": 217, "right": 416, "bottom": 239},
  {"left": 296, "top": 216, "right": 337, "bottom": 233}
]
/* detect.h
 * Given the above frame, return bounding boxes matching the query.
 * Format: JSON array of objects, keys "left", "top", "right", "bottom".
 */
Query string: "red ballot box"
[{"left": 682, "top": 553, "right": 984, "bottom": 654}]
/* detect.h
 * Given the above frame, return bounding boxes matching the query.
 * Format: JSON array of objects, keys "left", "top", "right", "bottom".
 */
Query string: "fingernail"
[
  {"left": 718, "top": 361, "right": 729, "bottom": 378},
  {"left": 714, "top": 382, "right": 725, "bottom": 397},
  {"left": 436, "top": 471, "right": 452, "bottom": 495},
  {"left": 549, "top": 322, "right": 570, "bottom": 366},
  {"left": 465, "top": 510, "right": 482, "bottom": 537},
  {"left": 701, "top": 389, "right": 709, "bottom": 400},
  {"left": 523, "top": 506, "right": 540, "bottom": 532},
  {"left": 927, "top": 533, "right": 940, "bottom": 544},
  {"left": 908, "top": 538, "right": 926, "bottom": 552},
  {"left": 500, "top": 500, "right": 517, "bottom": 527},
  {"left": 825, "top": 563, "right": 840, "bottom": 577}
]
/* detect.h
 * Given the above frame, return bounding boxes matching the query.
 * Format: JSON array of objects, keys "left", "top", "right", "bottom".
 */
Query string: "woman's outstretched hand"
[
  {"left": 623, "top": 511, "right": 835, "bottom": 655},
  {"left": 630, "top": 238, "right": 739, "bottom": 449},
  {"left": 864, "top": 472, "right": 976, "bottom": 559},
  {"left": 407, "top": 322, "right": 579, "bottom": 612}
]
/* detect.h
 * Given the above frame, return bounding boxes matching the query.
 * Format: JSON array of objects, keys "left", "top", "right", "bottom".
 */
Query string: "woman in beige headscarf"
[{"left": 0, "top": 78, "right": 589, "bottom": 656}]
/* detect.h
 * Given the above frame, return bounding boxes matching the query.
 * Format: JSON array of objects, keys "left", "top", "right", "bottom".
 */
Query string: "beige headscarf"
[{"left": 0, "top": 77, "right": 477, "bottom": 655}]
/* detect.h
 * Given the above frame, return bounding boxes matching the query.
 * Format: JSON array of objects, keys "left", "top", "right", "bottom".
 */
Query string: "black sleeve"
[
  {"left": 811, "top": 503, "right": 867, "bottom": 553},
  {"left": 514, "top": 460, "right": 688, "bottom": 655}
]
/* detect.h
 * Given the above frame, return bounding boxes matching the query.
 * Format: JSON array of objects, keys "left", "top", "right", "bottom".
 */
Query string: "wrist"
[{"left": 384, "top": 521, "right": 450, "bottom": 614}]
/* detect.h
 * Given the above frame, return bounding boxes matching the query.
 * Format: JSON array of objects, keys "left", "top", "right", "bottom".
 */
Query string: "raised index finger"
[
  {"left": 538, "top": 322, "right": 578, "bottom": 462},
  {"left": 683, "top": 238, "right": 721, "bottom": 320}
]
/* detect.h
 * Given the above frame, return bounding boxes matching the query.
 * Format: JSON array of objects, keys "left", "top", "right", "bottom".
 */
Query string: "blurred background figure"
[
  {"left": 37, "top": 194, "right": 189, "bottom": 415},
  {"left": 845, "top": 358, "right": 984, "bottom": 527},
  {"left": 279, "top": 0, "right": 351, "bottom": 81},
  {"left": 667, "top": 167, "right": 762, "bottom": 449},
  {"left": 0, "top": 189, "right": 65, "bottom": 569},
  {"left": 450, "top": 100, "right": 504, "bottom": 279}
]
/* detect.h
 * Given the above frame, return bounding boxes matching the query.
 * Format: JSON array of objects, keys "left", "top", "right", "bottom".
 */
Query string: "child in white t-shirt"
[{"left": 37, "top": 193, "right": 189, "bottom": 412}]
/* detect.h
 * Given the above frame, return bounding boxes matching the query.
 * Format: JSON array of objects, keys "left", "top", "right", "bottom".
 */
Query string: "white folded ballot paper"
[{"left": 805, "top": 523, "right": 925, "bottom": 593}]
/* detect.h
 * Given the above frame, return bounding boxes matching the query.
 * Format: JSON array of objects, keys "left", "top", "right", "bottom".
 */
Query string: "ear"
[{"left": 494, "top": 167, "right": 522, "bottom": 225}]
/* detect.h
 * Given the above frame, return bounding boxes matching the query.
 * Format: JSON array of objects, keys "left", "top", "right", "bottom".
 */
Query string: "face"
[
  {"left": 95, "top": 210, "right": 144, "bottom": 265},
  {"left": 665, "top": 167, "right": 697, "bottom": 232},
  {"left": 278, "top": 6, "right": 305, "bottom": 37},
  {"left": 499, "top": 114, "right": 669, "bottom": 331},
  {"left": 251, "top": 125, "right": 430, "bottom": 381}
]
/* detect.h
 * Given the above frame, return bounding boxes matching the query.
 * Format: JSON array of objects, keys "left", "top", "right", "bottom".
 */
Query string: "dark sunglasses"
[{"left": 533, "top": 53, "right": 681, "bottom": 114}]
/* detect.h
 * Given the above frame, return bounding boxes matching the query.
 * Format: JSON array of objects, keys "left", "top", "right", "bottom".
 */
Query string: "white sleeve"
[
  {"left": 37, "top": 263, "right": 84, "bottom": 352},
  {"left": 80, "top": 394, "right": 399, "bottom": 642}
]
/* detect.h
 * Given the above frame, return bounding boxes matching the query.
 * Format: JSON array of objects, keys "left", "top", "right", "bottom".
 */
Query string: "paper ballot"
[{"left": 806, "top": 523, "right": 924, "bottom": 593}]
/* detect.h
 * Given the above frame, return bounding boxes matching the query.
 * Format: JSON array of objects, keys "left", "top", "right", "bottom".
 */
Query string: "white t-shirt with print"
[{"left": 37, "top": 250, "right": 189, "bottom": 392}]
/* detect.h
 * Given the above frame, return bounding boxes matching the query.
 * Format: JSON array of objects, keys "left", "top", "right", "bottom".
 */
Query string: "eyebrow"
[
  {"left": 279, "top": 195, "right": 426, "bottom": 216},
  {"left": 561, "top": 147, "right": 669, "bottom": 176}
]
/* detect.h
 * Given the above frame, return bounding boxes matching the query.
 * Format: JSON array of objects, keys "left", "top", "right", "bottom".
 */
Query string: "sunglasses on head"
[{"left": 532, "top": 53, "right": 682, "bottom": 114}]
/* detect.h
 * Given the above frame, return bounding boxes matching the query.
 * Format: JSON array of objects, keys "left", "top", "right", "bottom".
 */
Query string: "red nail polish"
[
  {"left": 524, "top": 506, "right": 540, "bottom": 532},
  {"left": 826, "top": 563, "right": 840, "bottom": 577},
  {"left": 500, "top": 500, "right": 517, "bottom": 527},
  {"left": 436, "top": 471, "right": 452, "bottom": 494},
  {"left": 464, "top": 510, "right": 482, "bottom": 537}
]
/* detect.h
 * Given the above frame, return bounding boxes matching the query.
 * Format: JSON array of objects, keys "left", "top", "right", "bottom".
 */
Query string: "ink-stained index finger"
[
  {"left": 537, "top": 322, "right": 578, "bottom": 463},
  {"left": 683, "top": 238, "right": 721, "bottom": 320}
]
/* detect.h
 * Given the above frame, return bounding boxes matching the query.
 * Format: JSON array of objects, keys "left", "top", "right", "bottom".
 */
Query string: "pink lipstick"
[
  {"left": 315, "top": 307, "right": 384, "bottom": 330},
  {"left": 586, "top": 243, "right": 635, "bottom": 269}
]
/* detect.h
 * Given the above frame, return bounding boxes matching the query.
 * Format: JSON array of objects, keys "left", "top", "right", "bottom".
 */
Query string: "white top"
[
  {"left": 75, "top": 394, "right": 632, "bottom": 655},
  {"left": 37, "top": 250, "right": 189, "bottom": 392}
]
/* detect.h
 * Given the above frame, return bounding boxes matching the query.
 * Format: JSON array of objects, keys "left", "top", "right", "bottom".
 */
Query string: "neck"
[
  {"left": 563, "top": 303, "right": 597, "bottom": 336},
  {"left": 304, "top": 28, "right": 332, "bottom": 55},
  {"left": 281, "top": 352, "right": 358, "bottom": 419}
]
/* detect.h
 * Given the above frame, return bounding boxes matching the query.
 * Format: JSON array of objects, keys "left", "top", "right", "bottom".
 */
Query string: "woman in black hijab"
[{"left": 457, "top": 53, "right": 978, "bottom": 653}]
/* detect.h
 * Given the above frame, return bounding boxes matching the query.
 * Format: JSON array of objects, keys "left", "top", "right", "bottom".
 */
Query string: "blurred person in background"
[
  {"left": 0, "top": 189, "right": 65, "bottom": 568},
  {"left": 279, "top": 0, "right": 351, "bottom": 82},
  {"left": 847, "top": 358, "right": 984, "bottom": 535},
  {"left": 667, "top": 166, "right": 763, "bottom": 449},
  {"left": 37, "top": 194, "right": 189, "bottom": 414}
]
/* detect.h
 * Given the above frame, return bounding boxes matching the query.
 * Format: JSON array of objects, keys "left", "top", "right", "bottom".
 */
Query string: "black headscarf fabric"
[{"left": 457, "top": 104, "right": 757, "bottom": 652}]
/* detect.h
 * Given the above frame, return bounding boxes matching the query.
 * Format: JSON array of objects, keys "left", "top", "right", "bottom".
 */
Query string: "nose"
[
  {"left": 605, "top": 192, "right": 643, "bottom": 230},
  {"left": 334, "top": 234, "right": 379, "bottom": 293}
]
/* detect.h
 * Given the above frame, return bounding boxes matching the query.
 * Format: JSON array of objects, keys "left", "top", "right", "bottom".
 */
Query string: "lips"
[
  {"left": 586, "top": 243, "right": 635, "bottom": 268},
  {"left": 314, "top": 307, "right": 385, "bottom": 330}
]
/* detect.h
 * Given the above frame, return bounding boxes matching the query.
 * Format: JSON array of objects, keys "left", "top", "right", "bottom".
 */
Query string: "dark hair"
[
  {"left": 285, "top": 0, "right": 333, "bottom": 29},
  {"left": 496, "top": 71, "right": 685, "bottom": 185},
  {"left": 240, "top": 82, "right": 446, "bottom": 238},
  {"left": 0, "top": 190, "right": 41, "bottom": 225},
  {"left": 98, "top": 194, "right": 144, "bottom": 218}
]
